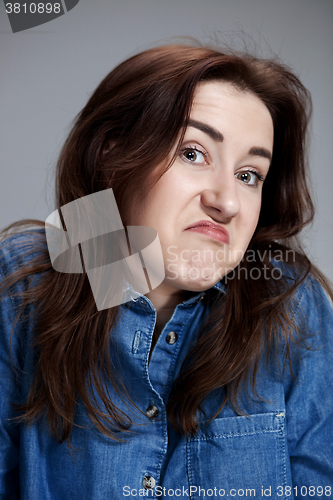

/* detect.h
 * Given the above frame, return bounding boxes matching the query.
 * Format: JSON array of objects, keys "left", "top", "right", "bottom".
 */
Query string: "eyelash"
[{"left": 179, "top": 145, "right": 266, "bottom": 186}]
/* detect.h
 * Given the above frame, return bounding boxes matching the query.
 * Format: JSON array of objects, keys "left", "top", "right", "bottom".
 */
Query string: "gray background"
[{"left": 0, "top": 0, "right": 332, "bottom": 281}]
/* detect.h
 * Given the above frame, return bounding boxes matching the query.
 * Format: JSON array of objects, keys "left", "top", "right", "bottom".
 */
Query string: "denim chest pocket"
[{"left": 186, "top": 412, "right": 287, "bottom": 499}]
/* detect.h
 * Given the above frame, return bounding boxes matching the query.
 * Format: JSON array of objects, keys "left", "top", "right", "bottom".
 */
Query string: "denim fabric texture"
[{"left": 0, "top": 232, "right": 332, "bottom": 499}]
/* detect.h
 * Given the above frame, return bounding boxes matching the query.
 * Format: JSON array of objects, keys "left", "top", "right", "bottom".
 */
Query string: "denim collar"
[{"left": 127, "top": 279, "right": 225, "bottom": 311}]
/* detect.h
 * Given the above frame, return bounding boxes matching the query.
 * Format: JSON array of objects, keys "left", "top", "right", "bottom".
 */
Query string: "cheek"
[{"left": 238, "top": 196, "right": 262, "bottom": 235}]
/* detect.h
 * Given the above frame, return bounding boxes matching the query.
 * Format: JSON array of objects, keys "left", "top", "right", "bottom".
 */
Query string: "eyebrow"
[
  {"left": 248, "top": 147, "right": 272, "bottom": 162},
  {"left": 188, "top": 119, "right": 272, "bottom": 162},
  {"left": 188, "top": 119, "right": 224, "bottom": 142}
]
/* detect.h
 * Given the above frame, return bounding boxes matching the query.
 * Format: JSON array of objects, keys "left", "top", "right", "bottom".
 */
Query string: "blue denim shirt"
[{"left": 0, "top": 232, "right": 333, "bottom": 499}]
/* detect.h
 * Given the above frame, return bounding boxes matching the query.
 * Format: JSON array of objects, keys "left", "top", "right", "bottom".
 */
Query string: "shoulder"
[
  {"left": 271, "top": 258, "right": 333, "bottom": 331},
  {"left": 277, "top": 264, "right": 333, "bottom": 478},
  {"left": 268, "top": 258, "right": 333, "bottom": 389},
  {"left": 291, "top": 272, "right": 333, "bottom": 359},
  {"left": 0, "top": 227, "right": 48, "bottom": 338},
  {"left": 0, "top": 228, "right": 48, "bottom": 281},
  {"left": 0, "top": 229, "right": 47, "bottom": 374},
  {"left": 274, "top": 259, "right": 333, "bottom": 397}
]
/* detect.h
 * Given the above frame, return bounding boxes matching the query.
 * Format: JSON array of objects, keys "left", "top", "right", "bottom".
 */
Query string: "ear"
[
  {"left": 102, "top": 139, "right": 117, "bottom": 159},
  {"left": 99, "top": 139, "right": 118, "bottom": 191}
]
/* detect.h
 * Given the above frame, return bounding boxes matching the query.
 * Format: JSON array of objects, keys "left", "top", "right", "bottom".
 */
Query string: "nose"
[{"left": 200, "top": 174, "right": 240, "bottom": 221}]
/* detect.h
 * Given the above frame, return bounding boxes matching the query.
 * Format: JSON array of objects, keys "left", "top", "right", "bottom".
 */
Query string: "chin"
[
  {"left": 164, "top": 258, "right": 243, "bottom": 293},
  {"left": 167, "top": 275, "right": 222, "bottom": 293}
]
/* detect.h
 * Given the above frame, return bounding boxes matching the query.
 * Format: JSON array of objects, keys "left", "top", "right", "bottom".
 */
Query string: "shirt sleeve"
[
  {"left": 284, "top": 274, "right": 333, "bottom": 491},
  {"left": 0, "top": 266, "right": 21, "bottom": 499}
]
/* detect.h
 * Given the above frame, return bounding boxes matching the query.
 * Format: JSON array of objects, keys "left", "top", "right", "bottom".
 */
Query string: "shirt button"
[
  {"left": 142, "top": 476, "right": 155, "bottom": 490},
  {"left": 146, "top": 405, "right": 159, "bottom": 419},
  {"left": 166, "top": 331, "right": 178, "bottom": 344}
]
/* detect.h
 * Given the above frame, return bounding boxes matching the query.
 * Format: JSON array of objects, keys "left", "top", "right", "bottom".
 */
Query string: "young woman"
[{"left": 1, "top": 44, "right": 332, "bottom": 499}]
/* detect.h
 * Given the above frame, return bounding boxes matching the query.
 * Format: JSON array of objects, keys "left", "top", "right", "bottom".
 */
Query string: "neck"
[{"left": 145, "top": 284, "right": 194, "bottom": 335}]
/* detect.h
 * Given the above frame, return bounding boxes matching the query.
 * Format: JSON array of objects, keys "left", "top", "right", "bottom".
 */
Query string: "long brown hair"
[{"left": 1, "top": 43, "right": 332, "bottom": 442}]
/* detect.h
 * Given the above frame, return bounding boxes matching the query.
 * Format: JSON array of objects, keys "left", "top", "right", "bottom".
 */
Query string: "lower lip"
[{"left": 186, "top": 226, "right": 229, "bottom": 244}]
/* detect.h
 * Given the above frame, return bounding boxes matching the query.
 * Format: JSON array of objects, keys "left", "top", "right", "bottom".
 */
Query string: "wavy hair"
[{"left": 1, "top": 43, "right": 332, "bottom": 442}]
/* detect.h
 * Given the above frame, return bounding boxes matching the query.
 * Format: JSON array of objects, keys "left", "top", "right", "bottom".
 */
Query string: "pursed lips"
[{"left": 184, "top": 220, "right": 230, "bottom": 245}]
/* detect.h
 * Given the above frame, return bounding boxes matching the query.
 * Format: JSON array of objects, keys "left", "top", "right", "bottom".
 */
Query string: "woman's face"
[{"left": 129, "top": 81, "right": 274, "bottom": 295}]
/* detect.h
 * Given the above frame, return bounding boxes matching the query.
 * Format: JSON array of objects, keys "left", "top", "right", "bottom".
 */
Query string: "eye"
[
  {"left": 180, "top": 147, "right": 207, "bottom": 165},
  {"left": 236, "top": 170, "right": 264, "bottom": 187}
]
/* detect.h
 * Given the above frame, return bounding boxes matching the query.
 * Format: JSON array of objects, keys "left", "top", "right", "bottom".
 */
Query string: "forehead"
[
  {"left": 192, "top": 80, "right": 269, "bottom": 113},
  {"left": 190, "top": 81, "right": 274, "bottom": 143}
]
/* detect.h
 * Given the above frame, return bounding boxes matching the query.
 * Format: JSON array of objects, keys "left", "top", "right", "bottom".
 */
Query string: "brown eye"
[
  {"left": 183, "top": 149, "right": 198, "bottom": 161},
  {"left": 236, "top": 170, "right": 263, "bottom": 187},
  {"left": 181, "top": 147, "right": 206, "bottom": 164},
  {"left": 238, "top": 172, "right": 251, "bottom": 183}
]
